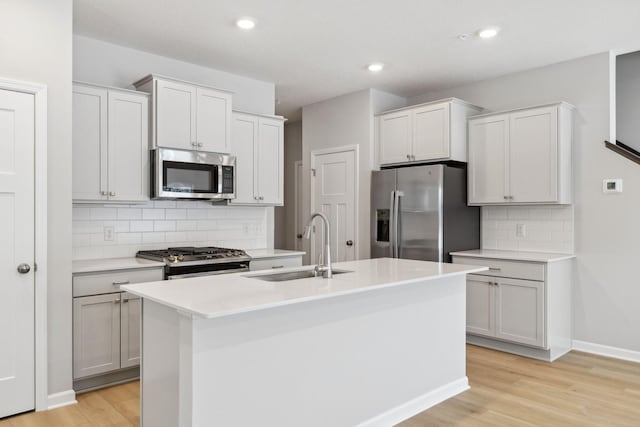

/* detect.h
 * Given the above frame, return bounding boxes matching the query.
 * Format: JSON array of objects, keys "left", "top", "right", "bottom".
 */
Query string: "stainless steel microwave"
[{"left": 151, "top": 148, "right": 236, "bottom": 200}]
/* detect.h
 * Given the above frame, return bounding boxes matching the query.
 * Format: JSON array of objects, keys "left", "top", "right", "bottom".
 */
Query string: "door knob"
[
  {"left": 17, "top": 263, "right": 31, "bottom": 274},
  {"left": 346, "top": 240, "right": 354, "bottom": 246},
  {"left": 296, "top": 234, "right": 303, "bottom": 239}
]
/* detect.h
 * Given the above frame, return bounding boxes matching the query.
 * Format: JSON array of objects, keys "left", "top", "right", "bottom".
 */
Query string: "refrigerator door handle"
[
  {"left": 389, "top": 191, "right": 396, "bottom": 257},
  {"left": 394, "top": 191, "right": 404, "bottom": 258}
]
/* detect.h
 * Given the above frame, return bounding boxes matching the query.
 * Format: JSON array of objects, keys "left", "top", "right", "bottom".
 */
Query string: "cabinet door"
[
  {"left": 495, "top": 277, "right": 545, "bottom": 348},
  {"left": 412, "top": 103, "right": 450, "bottom": 161},
  {"left": 196, "top": 87, "right": 231, "bottom": 153},
  {"left": 73, "top": 294, "right": 121, "bottom": 379},
  {"left": 229, "top": 114, "right": 258, "bottom": 204},
  {"left": 468, "top": 114, "right": 510, "bottom": 204},
  {"left": 155, "top": 79, "right": 196, "bottom": 150},
  {"left": 107, "top": 91, "right": 149, "bottom": 202},
  {"left": 466, "top": 274, "right": 495, "bottom": 337},
  {"left": 379, "top": 111, "right": 412, "bottom": 164},
  {"left": 120, "top": 293, "right": 141, "bottom": 369},
  {"left": 73, "top": 85, "right": 108, "bottom": 201},
  {"left": 256, "top": 118, "right": 284, "bottom": 205},
  {"left": 509, "top": 106, "right": 558, "bottom": 203}
]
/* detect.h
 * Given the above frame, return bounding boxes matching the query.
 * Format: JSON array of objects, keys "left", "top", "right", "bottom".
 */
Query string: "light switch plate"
[{"left": 603, "top": 179, "right": 623, "bottom": 193}]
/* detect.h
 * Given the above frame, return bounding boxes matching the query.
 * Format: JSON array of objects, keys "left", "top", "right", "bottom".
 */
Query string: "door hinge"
[{"left": 311, "top": 168, "right": 316, "bottom": 177}]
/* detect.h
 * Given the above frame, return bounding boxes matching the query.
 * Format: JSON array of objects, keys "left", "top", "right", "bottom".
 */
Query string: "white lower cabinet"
[
  {"left": 453, "top": 254, "right": 572, "bottom": 361},
  {"left": 467, "top": 274, "right": 544, "bottom": 347},
  {"left": 73, "top": 293, "right": 121, "bottom": 379},
  {"left": 72, "top": 267, "right": 162, "bottom": 384}
]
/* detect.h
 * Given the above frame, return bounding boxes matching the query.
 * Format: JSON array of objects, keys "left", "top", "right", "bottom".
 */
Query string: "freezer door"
[
  {"left": 371, "top": 169, "right": 396, "bottom": 259},
  {"left": 397, "top": 165, "right": 444, "bottom": 262}
]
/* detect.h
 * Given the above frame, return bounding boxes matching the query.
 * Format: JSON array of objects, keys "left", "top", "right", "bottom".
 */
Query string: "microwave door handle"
[{"left": 218, "top": 166, "right": 223, "bottom": 195}]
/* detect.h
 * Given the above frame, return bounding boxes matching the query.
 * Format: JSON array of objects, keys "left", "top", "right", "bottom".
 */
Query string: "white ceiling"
[{"left": 74, "top": 0, "right": 640, "bottom": 120}]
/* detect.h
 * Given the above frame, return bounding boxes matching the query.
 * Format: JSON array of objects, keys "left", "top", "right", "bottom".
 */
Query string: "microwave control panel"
[{"left": 221, "top": 166, "right": 234, "bottom": 194}]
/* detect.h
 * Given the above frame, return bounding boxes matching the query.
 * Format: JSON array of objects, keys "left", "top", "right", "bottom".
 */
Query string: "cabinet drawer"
[
  {"left": 73, "top": 268, "right": 163, "bottom": 297},
  {"left": 452, "top": 256, "right": 544, "bottom": 281},
  {"left": 250, "top": 257, "right": 302, "bottom": 272}
]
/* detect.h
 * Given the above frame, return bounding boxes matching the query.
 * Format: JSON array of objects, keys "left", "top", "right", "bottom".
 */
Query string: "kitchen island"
[{"left": 122, "top": 258, "right": 486, "bottom": 427}]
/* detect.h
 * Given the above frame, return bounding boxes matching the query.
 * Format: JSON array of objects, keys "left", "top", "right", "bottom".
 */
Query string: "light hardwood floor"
[{"left": 2, "top": 345, "right": 639, "bottom": 426}]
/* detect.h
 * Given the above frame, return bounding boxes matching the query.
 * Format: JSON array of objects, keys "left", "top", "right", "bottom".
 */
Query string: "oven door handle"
[{"left": 167, "top": 265, "right": 250, "bottom": 280}]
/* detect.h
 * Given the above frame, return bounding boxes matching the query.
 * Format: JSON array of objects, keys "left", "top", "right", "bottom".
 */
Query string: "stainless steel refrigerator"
[{"left": 371, "top": 164, "right": 480, "bottom": 262}]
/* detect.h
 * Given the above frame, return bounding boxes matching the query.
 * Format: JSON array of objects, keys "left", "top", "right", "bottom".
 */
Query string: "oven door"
[
  {"left": 166, "top": 262, "right": 249, "bottom": 280},
  {"left": 152, "top": 148, "right": 236, "bottom": 200}
]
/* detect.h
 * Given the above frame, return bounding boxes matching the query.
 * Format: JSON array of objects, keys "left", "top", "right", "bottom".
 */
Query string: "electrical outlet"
[
  {"left": 516, "top": 223, "right": 526, "bottom": 238},
  {"left": 104, "top": 226, "right": 114, "bottom": 241}
]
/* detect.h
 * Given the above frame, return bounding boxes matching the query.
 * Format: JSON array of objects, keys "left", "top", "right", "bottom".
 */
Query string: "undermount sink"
[{"left": 247, "top": 269, "right": 351, "bottom": 282}]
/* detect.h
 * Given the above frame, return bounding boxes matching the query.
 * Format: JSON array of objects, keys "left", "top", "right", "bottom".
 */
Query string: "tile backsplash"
[
  {"left": 481, "top": 205, "right": 574, "bottom": 253},
  {"left": 73, "top": 201, "right": 268, "bottom": 260}
]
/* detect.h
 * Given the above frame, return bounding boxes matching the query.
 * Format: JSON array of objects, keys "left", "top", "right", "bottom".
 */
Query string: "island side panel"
[
  {"left": 141, "top": 300, "right": 180, "bottom": 427},
  {"left": 187, "top": 276, "right": 468, "bottom": 427}
]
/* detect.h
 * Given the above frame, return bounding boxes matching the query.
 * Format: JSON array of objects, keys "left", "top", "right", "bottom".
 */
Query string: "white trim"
[
  {"left": 47, "top": 390, "right": 77, "bottom": 410},
  {"left": 356, "top": 377, "right": 469, "bottom": 427},
  {"left": 293, "top": 160, "right": 303, "bottom": 253},
  {"left": 309, "top": 145, "right": 360, "bottom": 263},
  {"left": 609, "top": 50, "right": 617, "bottom": 143},
  {"left": 572, "top": 340, "right": 640, "bottom": 363},
  {"left": 0, "top": 77, "right": 48, "bottom": 411}
]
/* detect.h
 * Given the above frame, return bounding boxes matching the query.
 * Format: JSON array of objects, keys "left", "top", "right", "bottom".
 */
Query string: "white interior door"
[
  {"left": 0, "top": 88, "right": 35, "bottom": 417},
  {"left": 311, "top": 148, "right": 357, "bottom": 264}
]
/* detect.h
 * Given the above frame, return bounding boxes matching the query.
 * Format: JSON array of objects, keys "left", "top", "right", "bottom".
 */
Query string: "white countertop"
[
  {"left": 245, "top": 249, "right": 305, "bottom": 259},
  {"left": 72, "top": 257, "right": 165, "bottom": 274},
  {"left": 121, "top": 258, "right": 487, "bottom": 319},
  {"left": 450, "top": 249, "right": 576, "bottom": 263}
]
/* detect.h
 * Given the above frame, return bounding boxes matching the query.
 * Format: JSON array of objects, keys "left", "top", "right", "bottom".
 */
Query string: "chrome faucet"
[{"left": 304, "top": 212, "right": 333, "bottom": 278}]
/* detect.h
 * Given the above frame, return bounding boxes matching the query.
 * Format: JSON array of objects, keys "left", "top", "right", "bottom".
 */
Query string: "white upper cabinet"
[
  {"left": 229, "top": 112, "right": 284, "bottom": 206},
  {"left": 468, "top": 102, "right": 573, "bottom": 205},
  {"left": 379, "top": 110, "right": 412, "bottom": 164},
  {"left": 196, "top": 87, "right": 232, "bottom": 153},
  {"left": 155, "top": 79, "right": 196, "bottom": 150},
  {"left": 107, "top": 90, "right": 149, "bottom": 203},
  {"left": 468, "top": 114, "right": 510, "bottom": 204},
  {"left": 73, "top": 84, "right": 108, "bottom": 201},
  {"left": 73, "top": 83, "right": 149, "bottom": 203},
  {"left": 377, "top": 98, "right": 482, "bottom": 166},
  {"left": 134, "top": 75, "right": 232, "bottom": 153},
  {"left": 412, "top": 102, "right": 450, "bottom": 161}
]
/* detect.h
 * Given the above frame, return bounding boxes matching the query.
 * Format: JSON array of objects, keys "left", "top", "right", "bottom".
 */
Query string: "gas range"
[{"left": 137, "top": 246, "right": 251, "bottom": 280}]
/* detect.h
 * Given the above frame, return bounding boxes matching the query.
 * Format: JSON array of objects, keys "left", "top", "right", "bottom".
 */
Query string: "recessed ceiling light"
[
  {"left": 236, "top": 18, "right": 256, "bottom": 30},
  {"left": 478, "top": 27, "right": 499, "bottom": 39},
  {"left": 368, "top": 63, "right": 384, "bottom": 72}
]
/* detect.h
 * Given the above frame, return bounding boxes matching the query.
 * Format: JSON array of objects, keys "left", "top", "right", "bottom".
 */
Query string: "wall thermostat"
[{"left": 603, "top": 179, "right": 623, "bottom": 193}]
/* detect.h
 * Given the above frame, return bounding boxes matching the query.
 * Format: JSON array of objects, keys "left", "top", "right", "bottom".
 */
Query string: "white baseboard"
[
  {"left": 572, "top": 340, "right": 640, "bottom": 363},
  {"left": 357, "top": 377, "right": 469, "bottom": 427},
  {"left": 47, "top": 389, "right": 77, "bottom": 410}
]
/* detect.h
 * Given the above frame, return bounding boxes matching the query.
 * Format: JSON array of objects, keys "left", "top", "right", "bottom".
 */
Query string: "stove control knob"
[{"left": 178, "top": 255, "right": 184, "bottom": 262}]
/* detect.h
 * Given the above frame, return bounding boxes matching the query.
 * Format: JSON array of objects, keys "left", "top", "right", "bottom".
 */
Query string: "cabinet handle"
[
  {"left": 112, "top": 280, "right": 130, "bottom": 286},
  {"left": 488, "top": 267, "right": 501, "bottom": 271},
  {"left": 259, "top": 196, "right": 264, "bottom": 201},
  {"left": 122, "top": 298, "right": 129, "bottom": 303},
  {"left": 109, "top": 191, "right": 116, "bottom": 197},
  {"left": 406, "top": 154, "right": 411, "bottom": 160},
  {"left": 197, "top": 142, "right": 203, "bottom": 148},
  {"left": 114, "top": 299, "right": 121, "bottom": 304},
  {"left": 101, "top": 191, "right": 108, "bottom": 196},
  {"left": 271, "top": 265, "right": 284, "bottom": 269}
]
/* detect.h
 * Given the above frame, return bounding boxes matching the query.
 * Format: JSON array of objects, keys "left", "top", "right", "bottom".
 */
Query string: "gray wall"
[
  {"left": 616, "top": 50, "right": 640, "bottom": 152},
  {"left": 73, "top": 35, "right": 275, "bottom": 116},
  {"left": 301, "top": 89, "right": 405, "bottom": 262},
  {"left": 274, "top": 121, "right": 302, "bottom": 251},
  {"left": 409, "top": 52, "right": 640, "bottom": 353},
  {"left": 0, "top": 0, "right": 73, "bottom": 395}
]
